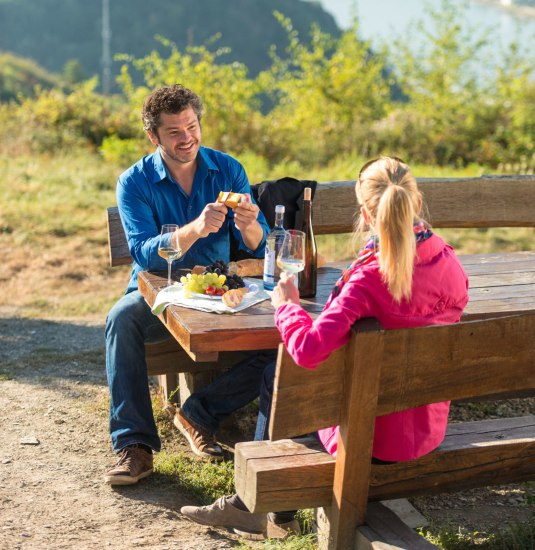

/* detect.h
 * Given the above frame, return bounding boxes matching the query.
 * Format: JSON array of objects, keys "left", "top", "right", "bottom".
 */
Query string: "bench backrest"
[
  {"left": 106, "top": 175, "right": 535, "bottom": 266},
  {"left": 267, "top": 313, "right": 535, "bottom": 549},
  {"left": 269, "top": 313, "right": 535, "bottom": 441}
]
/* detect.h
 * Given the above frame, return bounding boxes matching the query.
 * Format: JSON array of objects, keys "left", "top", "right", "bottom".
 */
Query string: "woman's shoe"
[{"left": 181, "top": 495, "right": 267, "bottom": 536}]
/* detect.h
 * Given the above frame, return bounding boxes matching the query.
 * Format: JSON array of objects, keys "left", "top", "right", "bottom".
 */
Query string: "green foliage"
[
  {"left": 154, "top": 451, "right": 235, "bottom": 503},
  {"left": 257, "top": 14, "right": 392, "bottom": 164},
  {"left": 378, "top": 0, "right": 535, "bottom": 169},
  {"left": 62, "top": 59, "right": 86, "bottom": 86},
  {"left": 100, "top": 135, "right": 151, "bottom": 166},
  {"left": 0, "top": 52, "right": 61, "bottom": 101},
  {"left": 237, "top": 534, "right": 318, "bottom": 549},
  {"left": 0, "top": 78, "right": 136, "bottom": 154}
]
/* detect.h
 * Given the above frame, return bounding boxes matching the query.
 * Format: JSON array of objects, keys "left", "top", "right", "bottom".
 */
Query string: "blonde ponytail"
[
  {"left": 376, "top": 185, "right": 416, "bottom": 302},
  {"left": 355, "top": 156, "right": 424, "bottom": 303}
]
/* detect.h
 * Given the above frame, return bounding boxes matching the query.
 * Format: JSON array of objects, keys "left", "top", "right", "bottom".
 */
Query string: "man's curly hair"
[{"left": 142, "top": 84, "right": 203, "bottom": 135}]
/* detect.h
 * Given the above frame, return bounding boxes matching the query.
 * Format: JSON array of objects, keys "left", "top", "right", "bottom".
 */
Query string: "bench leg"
[
  {"left": 178, "top": 371, "right": 215, "bottom": 405},
  {"left": 156, "top": 373, "right": 179, "bottom": 404}
]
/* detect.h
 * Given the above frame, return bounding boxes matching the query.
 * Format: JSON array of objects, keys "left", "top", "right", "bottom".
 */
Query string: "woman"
[{"left": 181, "top": 156, "right": 469, "bottom": 539}]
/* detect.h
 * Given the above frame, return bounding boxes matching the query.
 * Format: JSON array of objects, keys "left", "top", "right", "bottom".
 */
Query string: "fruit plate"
[{"left": 187, "top": 281, "right": 259, "bottom": 301}]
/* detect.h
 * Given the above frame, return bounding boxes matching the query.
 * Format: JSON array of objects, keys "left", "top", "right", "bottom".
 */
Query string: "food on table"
[
  {"left": 181, "top": 260, "right": 246, "bottom": 297},
  {"left": 217, "top": 191, "right": 245, "bottom": 209},
  {"left": 180, "top": 272, "right": 227, "bottom": 297},
  {"left": 222, "top": 287, "right": 249, "bottom": 308},
  {"left": 228, "top": 258, "right": 265, "bottom": 277}
]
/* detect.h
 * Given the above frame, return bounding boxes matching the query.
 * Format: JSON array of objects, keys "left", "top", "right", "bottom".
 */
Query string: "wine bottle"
[
  {"left": 263, "top": 205, "right": 286, "bottom": 291},
  {"left": 298, "top": 187, "right": 317, "bottom": 297}
]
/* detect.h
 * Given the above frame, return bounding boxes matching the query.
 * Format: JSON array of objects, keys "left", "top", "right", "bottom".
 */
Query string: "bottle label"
[{"left": 263, "top": 249, "right": 276, "bottom": 285}]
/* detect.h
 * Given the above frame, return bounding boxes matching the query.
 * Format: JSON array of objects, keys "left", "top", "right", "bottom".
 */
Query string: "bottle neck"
[{"left": 274, "top": 212, "right": 284, "bottom": 228}]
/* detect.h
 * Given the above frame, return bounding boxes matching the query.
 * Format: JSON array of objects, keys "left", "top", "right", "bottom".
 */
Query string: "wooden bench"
[
  {"left": 106, "top": 174, "right": 535, "bottom": 403},
  {"left": 235, "top": 314, "right": 535, "bottom": 549}
]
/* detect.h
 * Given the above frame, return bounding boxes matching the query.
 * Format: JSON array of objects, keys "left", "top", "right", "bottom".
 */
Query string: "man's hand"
[
  {"left": 233, "top": 194, "right": 260, "bottom": 233},
  {"left": 233, "top": 193, "right": 264, "bottom": 251},
  {"left": 194, "top": 202, "right": 228, "bottom": 238}
]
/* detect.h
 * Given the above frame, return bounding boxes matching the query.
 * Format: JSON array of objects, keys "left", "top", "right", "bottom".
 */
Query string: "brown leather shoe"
[
  {"left": 174, "top": 409, "right": 223, "bottom": 460},
  {"left": 104, "top": 445, "right": 153, "bottom": 485}
]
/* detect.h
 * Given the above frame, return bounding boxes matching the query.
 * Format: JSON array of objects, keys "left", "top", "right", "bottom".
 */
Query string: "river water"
[{"left": 313, "top": 0, "right": 534, "bottom": 66}]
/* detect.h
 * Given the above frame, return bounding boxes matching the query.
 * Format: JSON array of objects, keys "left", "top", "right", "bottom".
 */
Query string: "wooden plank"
[
  {"left": 468, "top": 271, "right": 535, "bottom": 287},
  {"left": 235, "top": 437, "right": 335, "bottom": 513},
  {"left": 269, "top": 343, "right": 347, "bottom": 440},
  {"left": 136, "top": 251, "right": 535, "bottom": 356},
  {"left": 375, "top": 314, "right": 535, "bottom": 416},
  {"left": 311, "top": 176, "right": 535, "bottom": 234},
  {"left": 354, "top": 502, "right": 438, "bottom": 550},
  {"left": 324, "top": 331, "right": 384, "bottom": 550},
  {"left": 108, "top": 177, "right": 535, "bottom": 268},
  {"left": 368, "top": 420, "right": 535, "bottom": 500},
  {"left": 107, "top": 206, "right": 132, "bottom": 267},
  {"left": 235, "top": 416, "right": 535, "bottom": 513},
  {"left": 269, "top": 314, "right": 535, "bottom": 441},
  {"left": 419, "top": 176, "right": 535, "bottom": 228},
  {"left": 380, "top": 500, "right": 428, "bottom": 529}
]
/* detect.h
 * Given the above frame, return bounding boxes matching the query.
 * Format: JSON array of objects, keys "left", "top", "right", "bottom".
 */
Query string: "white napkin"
[{"left": 151, "top": 278, "right": 270, "bottom": 315}]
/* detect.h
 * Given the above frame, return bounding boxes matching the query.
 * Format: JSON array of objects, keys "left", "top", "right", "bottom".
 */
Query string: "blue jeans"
[
  {"left": 105, "top": 290, "right": 276, "bottom": 452},
  {"left": 254, "top": 360, "right": 277, "bottom": 441}
]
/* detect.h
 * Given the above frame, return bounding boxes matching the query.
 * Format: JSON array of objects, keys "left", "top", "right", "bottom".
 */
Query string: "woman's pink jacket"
[{"left": 274, "top": 234, "right": 469, "bottom": 462}]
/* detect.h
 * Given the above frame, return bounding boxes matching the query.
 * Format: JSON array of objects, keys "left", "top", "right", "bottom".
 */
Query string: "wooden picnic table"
[{"left": 138, "top": 250, "right": 535, "bottom": 362}]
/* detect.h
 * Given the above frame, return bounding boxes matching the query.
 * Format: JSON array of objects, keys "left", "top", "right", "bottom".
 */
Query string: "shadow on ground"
[{"left": 0, "top": 315, "right": 107, "bottom": 390}]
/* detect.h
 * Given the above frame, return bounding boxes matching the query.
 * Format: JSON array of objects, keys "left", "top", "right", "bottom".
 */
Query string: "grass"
[{"left": 421, "top": 514, "right": 535, "bottom": 549}]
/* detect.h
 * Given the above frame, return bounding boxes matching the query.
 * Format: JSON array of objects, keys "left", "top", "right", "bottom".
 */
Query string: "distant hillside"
[
  {"left": 0, "top": 0, "right": 340, "bottom": 91},
  {"left": 0, "top": 52, "right": 62, "bottom": 101}
]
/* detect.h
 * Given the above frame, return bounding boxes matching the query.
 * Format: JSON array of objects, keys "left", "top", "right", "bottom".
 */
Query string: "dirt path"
[{"left": 0, "top": 314, "right": 241, "bottom": 550}]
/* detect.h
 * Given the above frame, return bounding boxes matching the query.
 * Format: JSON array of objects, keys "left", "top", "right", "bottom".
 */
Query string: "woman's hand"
[{"left": 271, "top": 272, "right": 300, "bottom": 309}]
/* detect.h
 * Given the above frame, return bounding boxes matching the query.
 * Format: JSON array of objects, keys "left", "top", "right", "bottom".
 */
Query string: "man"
[{"left": 104, "top": 84, "right": 272, "bottom": 485}]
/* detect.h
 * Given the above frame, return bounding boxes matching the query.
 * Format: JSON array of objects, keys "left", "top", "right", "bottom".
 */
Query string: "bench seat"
[{"left": 236, "top": 415, "right": 535, "bottom": 513}]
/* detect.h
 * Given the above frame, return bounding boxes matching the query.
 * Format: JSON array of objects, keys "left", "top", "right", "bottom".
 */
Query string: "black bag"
[{"left": 230, "top": 177, "right": 318, "bottom": 261}]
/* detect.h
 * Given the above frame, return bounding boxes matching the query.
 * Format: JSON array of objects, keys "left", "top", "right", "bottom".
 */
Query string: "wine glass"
[
  {"left": 158, "top": 224, "right": 182, "bottom": 287},
  {"left": 277, "top": 230, "right": 306, "bottom": 276}
]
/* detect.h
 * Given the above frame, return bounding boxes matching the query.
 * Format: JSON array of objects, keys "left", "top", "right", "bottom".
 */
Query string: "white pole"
[{"left": 102, "top": 0, "right": 111, "bottom": 94}]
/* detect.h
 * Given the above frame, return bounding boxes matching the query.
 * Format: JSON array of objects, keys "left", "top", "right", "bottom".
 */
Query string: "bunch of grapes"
[
  {"left": 180, "top": 272, "right": 227, "bottom": 297},
  {"left": 203, "top": 260, "right": 245, "bottom": 289},
  {"left": 202, "top": 260, "right": 229, "bottom": 276},
  {"left": 225, "top": 273, "right": 245, "bottom": 290}
]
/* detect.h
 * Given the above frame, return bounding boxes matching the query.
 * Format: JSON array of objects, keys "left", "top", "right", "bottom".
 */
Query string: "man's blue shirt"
[{"left": 117, "top": 146, "right": 268, "bottom": 293}]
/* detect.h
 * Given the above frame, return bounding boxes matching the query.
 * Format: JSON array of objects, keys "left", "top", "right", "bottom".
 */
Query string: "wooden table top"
[{"left": 138, "top": 251, "right": 535, "bottom": 361}]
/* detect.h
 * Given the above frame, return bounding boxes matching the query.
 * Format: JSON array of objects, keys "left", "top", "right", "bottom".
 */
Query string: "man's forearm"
[
  {"left": 175, "top": 222, "right": 201, "bottom": 256},
  {"left": 241, "top": 220, "right": 264, "bottom": 252}
]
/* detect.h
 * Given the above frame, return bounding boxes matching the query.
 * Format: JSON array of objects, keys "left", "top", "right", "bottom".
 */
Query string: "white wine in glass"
[
  {"left": 277, "top": 230, "right": 306, "bottom": 275},
  {"left": 158, "top": 224, "right": 182, "bottom": 286}
]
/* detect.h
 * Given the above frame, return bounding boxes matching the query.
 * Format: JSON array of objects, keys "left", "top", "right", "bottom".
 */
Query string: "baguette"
[
  {"left": 229, "top": 259, "right": 264, "bottom": 277},
  {"left": 217, "top": 191, "right": 245, "bottom": 209}
]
